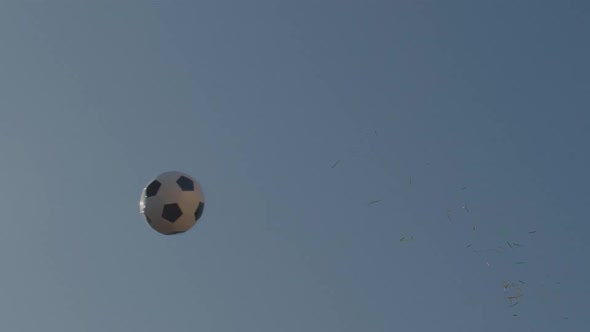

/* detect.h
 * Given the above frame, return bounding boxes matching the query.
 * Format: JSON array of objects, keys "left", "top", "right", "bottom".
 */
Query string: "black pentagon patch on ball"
[
  {"left": 162, "top": 203, "right": 183, "bottom": 223},
  {"left": 145, "top": 180, "right": 161, "bottom": 197},
  {"left": 176, "top": 176, "right": 194, "bottom": 191},
  {"left": 194, "top": 201, "right": 205, "bottom": 221}
]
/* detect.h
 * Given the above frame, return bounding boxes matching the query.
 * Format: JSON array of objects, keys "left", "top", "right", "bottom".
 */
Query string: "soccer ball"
[{"left": 139, "top": 171, "right": 205, "bottom": 235}]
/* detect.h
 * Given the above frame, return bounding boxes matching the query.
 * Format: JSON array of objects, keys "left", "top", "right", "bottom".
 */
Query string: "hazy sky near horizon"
[{"left": 1, "top": 1, "right": 589, "bottom": 331}]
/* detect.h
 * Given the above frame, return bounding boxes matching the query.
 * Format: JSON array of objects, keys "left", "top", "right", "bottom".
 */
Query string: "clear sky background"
[{"left": 1, "top": 1, "right": 589, "bottom": 331}]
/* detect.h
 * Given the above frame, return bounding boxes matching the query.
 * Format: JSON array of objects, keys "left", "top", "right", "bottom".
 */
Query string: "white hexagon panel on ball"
[{"left": 139, "top": 171, "right": 205, "bottom": 235}]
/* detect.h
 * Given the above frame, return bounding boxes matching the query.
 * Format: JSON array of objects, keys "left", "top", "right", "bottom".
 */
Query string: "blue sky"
[{"left": 1, "top": 1, "right": 589, "bottom": 331}]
